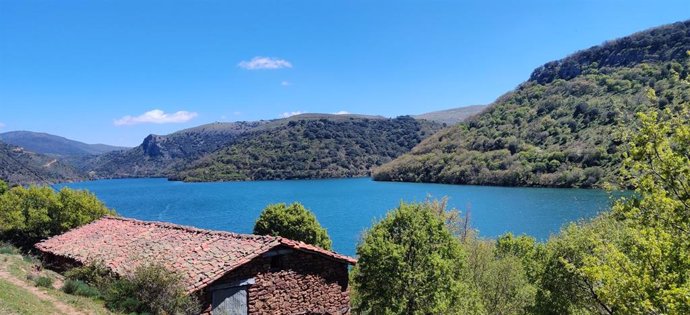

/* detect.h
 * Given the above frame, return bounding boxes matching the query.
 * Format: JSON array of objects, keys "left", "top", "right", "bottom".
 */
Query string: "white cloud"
[
  {"left": 280, "top": 111, "right": 303, "bottom": 118},
  {"left": 238, "top": 57, "right": 292, "bottom": 70},
  {"left": 281, "top": 81, "right": 290, "bottom": 86},
  {"left": 0, "top": 122, "right": 5, "bottom": 129},
  {"left": 333, "top": 111, "right": 350, "bottom": 115},
  {"left": 114, "top": 109, "right": 198, "bottom": 126}
]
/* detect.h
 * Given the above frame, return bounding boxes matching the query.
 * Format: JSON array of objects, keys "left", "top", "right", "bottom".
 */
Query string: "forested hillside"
[
  {"left": 175, "top": 115, "right": 441, "bottom": 181},
  {"left": 0, "top": 142, "right": 84, "bottom": 185},
  {"left": 87, "top": 121, "right": 266, "bottom": 178},
  {"left": 373, "top": 20, "right": 690, "bottom": 188},
  {"left": 87, "top": 114, "right": 441, "bottom": 181}
]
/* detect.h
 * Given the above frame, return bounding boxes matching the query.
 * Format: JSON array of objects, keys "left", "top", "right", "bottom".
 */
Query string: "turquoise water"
[{"left": 56, "top": 178, "right": 618, "bottom": 256}]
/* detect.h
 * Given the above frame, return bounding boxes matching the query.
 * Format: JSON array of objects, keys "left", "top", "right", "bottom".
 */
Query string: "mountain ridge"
[
  {"left": 0, "top": 131, "right": 128, "bottom": 157},
  {"left": 373, "top": 20, "right": 690, "bottom": 188},
  {"left": 0, "top": 141, "right": 84, "bottom": 185},
  {"left": 413, "top": 105, "right": 487, "bottom": 125},
  {"left": 88, "top": 114, "right": 443, "bottom": 181}
]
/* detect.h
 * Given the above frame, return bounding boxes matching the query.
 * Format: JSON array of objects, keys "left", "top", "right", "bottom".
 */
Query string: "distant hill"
[
  {"left": 174, "top": 115, "right": 441, "bottom": 181},
  {"left": 413, "top": 105, "right": 487, "bottom": 125},
  {"left": 0, "top": 141, "right": 84, "bottom": 185},
  {"left": 87, "top": 121, "right": 267, "bottom": 178},
  {"left": 0, "top": 131, "right": 127, "bottom": 156},
  {"left": 373, "top": 20, "right": 690, "bottom": 188},
  {"left": 88, "top": 114, "right": 442, "bottom": 181}
]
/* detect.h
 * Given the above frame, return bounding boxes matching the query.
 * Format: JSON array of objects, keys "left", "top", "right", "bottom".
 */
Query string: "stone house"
[{"left": 35, "top": 216, "right": 356, "bottom": 314}]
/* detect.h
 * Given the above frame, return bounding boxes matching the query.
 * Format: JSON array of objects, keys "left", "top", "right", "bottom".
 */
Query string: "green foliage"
[
  {"left": 530, "top": 21, "right": 690, "bottom": 84},
  {"left": 463, "top": 236, "right": 537, "bottom": 315},
  {"left": 33, "top": 276, "right": 53, "bottom": 288},
  {"left": 177, "top": 116, "right": 441, "bottom": 181},
  {"left": 0, "top": 142, "right": 84, "bottom": 186},
  {"left": 534, "top": 106, "right": 690, "bottom": 314},
  {"left": 495, "top": 233, "right": 545, "bottom": 281},
  {"left": 535, "top": 215, "right": 624, "bottom": 314},
  {"left": 0, "top": 179, "right": 8, "bottom": 195},
  {"left": 351, "top": 201, "right": 483, "bottom": 314},
  {"left": 374, "top": 21, "right": 690, "bottom": 188},
  {"left": 0, "top": 185, "right": 115, "bottom": 244},
  {"left": 0, "top": 242, "right": 19, "bottom": 255},
  {"left": 104, "top": 264, "right": 200, "bottom": 315},
  {"left": 62, "top": 280, "right": 100, "bottom": 298},
  {"left": 64, "top": 262, "right": 112, "bottom": 292},
  {"left": 253, "top": 202, "right": 332, "bottom": 250}
]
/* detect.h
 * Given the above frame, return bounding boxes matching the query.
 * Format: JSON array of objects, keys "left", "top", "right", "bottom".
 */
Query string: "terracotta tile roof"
[{"left": 35, "top": 216, "right": 356, "bottom": 292}]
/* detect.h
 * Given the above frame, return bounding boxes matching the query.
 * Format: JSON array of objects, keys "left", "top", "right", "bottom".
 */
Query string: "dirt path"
[
  {"left": 0, "top": 269, "right": 87, "bottom": 315},
  {"left": 43, "top": 159, "right": 58, "bottom": 168}
]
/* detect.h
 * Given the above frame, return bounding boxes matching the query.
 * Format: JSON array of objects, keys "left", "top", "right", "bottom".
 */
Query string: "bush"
[
  {"left": 351, "top": 201, "right": 483, "bottom": 314},
  {"left": 0, "top": 180, "right": 8, "bottom": 195},
  {"left": 104, "top": 264, "right": 199, "bottom": 315},
  {"left": 253, "top": 202, "right": 332, "bottom": 250},
  {"left": 0, "top": 242, "right": 19, "bottom": 255},
  {"left": 0, "top": 186, "right": 115, "bottom": 245},
  {"left": 64, "top": 262, "right": 112, "bottom": 291},
  {"left": 62, "top": 279, "right": 100, "bottom": 297},
  {"left": 33, "top": 276, "right": 53, "bottom": 288}
]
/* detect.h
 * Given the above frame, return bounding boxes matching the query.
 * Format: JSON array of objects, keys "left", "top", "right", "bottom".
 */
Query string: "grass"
[
  {"left": 33, "top": 276, "right": 54, "bottom": 288},
  {"left": 0, "top": 246, "right": 118, "bottom": 315},
  {"left": 62, "top": 279, "right": 100, "bottom": 297},
  {"left": 0, "top": 277, "right": 56, "bottom": 315}
]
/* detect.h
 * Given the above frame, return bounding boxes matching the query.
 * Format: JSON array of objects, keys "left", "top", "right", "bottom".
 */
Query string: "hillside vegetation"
[
  {"left": 0, "top": 142, "right": 84, "bottom": 185},
  {"left": 89, "top": 115, "right": 440, "bottom": 181},
  {"left": 175, "top": 115, "right": 441, "bottom": 181},
  {"left": 87, "top": 121, "right": 267, "bottom": 178},
  {"left": 374, "top": 20, "right": 690, "bottom": 188}
]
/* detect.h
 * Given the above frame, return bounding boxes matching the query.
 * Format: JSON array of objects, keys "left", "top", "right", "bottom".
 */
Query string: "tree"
[
  {"left": 350, "top": 201, "right": 483, "bottom": 314},
  {"left": 0, "top": 180, "right": 8, "bottom": 195},
  {"left": 535, "top": 105, "right": 690, "bottom": 314},
  {"left": 464, "top": 236, "right": 537, "bottom": 315},
  {"left": 253, "top": 202, "right": 332, "bottom": 250},
  {"left": 0, "top": 185, "right": 115, "bottom": 244}
]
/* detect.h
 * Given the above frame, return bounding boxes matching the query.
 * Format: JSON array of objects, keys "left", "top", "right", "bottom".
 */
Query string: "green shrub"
[
  {"left": 253, "top": 202, "right": 332, "bottom": 250},
  {"left": 62, "top": 279, "right": 100, "bottom": 297},
  {"left": 33, "top": 276, "right": 53, "bottom": 288},
  {"left": 104, "top": 264, "right": 199, "bottom": 315},
  {"left": 0, "top": 186, "right": 115, "bottom": 245},
  {"left": 0, "top": 179, "right": 8, "bottom": 195},
  {"left": 351, "top": 201, "right": 483, "bottom": 314},
  {"left": 65, "top": 262, "right": 112, "bottom": 291},
  {"left": 0, "top": 242, "right": 19, "bottom": 255}
]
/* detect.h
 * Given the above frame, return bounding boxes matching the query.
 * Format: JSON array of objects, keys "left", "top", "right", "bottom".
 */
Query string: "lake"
[{"left": 56, "top": 178, "right": 619, "bottom": 256}]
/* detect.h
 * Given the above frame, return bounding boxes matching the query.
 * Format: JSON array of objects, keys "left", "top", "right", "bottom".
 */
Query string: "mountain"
[
  {"left": 174, "top": 115, "right": 441, "bottom": 181},
  {"left": 373, "top": 20, "right": 690, "bottom": 188},
  {"left": 88, "top": 114, "right": 442, "bottom": 181},
  {"left": 413, "top": 105, "right": 487, "bottom": 125},
  {"left": 0, "top": 141, "right": 84, "bottom": 185},
  {"left": 87, "top": 121, "right": 267, "bottom": 178},
  {"left": 0, "top": 131, "right": 128, "bottom": 156}
]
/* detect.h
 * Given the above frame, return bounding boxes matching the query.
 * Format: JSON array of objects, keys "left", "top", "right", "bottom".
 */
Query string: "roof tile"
[{"left": 35, "top": 216, "right": 355, "bottom": 292}]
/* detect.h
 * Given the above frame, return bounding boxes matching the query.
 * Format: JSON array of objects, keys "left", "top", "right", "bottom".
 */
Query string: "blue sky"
[{"left": 1, "top": 1, "right": 688, "bottom": 146}]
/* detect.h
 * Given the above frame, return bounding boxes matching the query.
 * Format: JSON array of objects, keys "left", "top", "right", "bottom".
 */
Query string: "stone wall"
[{"left": 199, "top": 247, "right": 351, "bottom": 314}]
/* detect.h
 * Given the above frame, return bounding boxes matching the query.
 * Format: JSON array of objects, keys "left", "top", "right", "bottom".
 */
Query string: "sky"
[{"left": 0, "top": 1, "right": 688, "bottom": 146}]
